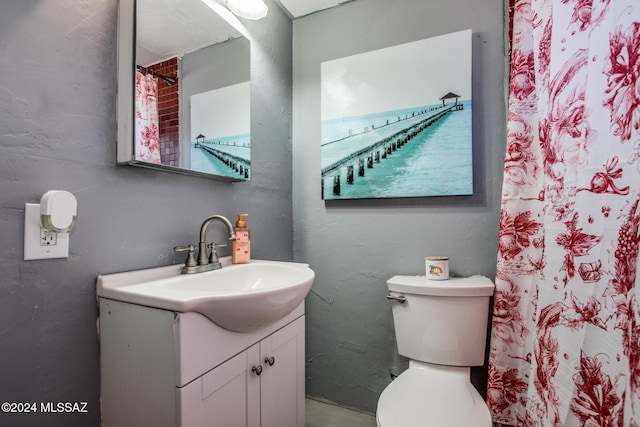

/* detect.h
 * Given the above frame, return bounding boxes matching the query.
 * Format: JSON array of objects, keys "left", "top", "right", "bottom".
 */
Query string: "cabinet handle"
[
  {"left": 265, "top": 356, "right": 275, "bottom": 366},
  {"left": 252, "top": 365, "right": 263, "bottom": 376}
]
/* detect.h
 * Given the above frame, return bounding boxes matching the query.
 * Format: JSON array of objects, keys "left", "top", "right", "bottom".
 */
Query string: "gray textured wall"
[
  {"left": 0, "top": 0, "right": 291, "bottom": 426},
  {"left": 292, "top": 0, "right": 507, "bottom": 412}
]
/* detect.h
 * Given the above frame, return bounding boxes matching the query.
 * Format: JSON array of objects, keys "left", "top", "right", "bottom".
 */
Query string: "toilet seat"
[{"left": 376, "top": 364, "right": 492, "bottom": 427}]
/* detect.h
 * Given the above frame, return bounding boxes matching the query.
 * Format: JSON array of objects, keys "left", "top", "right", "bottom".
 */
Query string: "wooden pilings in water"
[
  {"left": 199, "top": 145, "right": 250, "bottom": 179},
  {"left": 330, "top": 133, "right": 406, "bottom": 196},
  {"left": 322, "top": 105, "right": 454, "bottom": 197}
]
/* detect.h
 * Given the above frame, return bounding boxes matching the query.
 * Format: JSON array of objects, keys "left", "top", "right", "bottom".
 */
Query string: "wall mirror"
[{"left": 117, "top": 0, "right": 251, "bottom": 181}]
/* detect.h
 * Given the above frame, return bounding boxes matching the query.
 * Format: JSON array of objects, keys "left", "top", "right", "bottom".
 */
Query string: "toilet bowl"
[
  {"left": 377, "top": 275, "right": 494, "bottom": 427},
  {"left": 376, "top": 362, "right": 491, "bottom": 427}
]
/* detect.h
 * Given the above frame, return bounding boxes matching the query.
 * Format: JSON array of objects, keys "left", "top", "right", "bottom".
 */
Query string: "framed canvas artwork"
[{"left": 321, "top": 29, "right": 473, "bottom": 199}]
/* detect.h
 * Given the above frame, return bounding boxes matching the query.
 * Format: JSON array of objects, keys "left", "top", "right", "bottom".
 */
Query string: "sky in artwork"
[{"left": 321, "top": 29, "right": 472, "bottom": 121}]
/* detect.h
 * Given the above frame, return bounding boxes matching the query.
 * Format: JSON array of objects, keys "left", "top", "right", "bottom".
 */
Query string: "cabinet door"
[
  {"left": 260, "top": 317, "right": 305, "bottom": 427},
  {"left": 178, "top": 345, "right": 260, "bottom": 427}
]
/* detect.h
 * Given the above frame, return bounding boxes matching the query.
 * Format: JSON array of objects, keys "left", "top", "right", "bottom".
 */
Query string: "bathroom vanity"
[
  {"left": 98, "top": 298, "right": 305, "bottom": 427},
  {"left": 96, "top": 259, "right": 313, "bottom": 426}
]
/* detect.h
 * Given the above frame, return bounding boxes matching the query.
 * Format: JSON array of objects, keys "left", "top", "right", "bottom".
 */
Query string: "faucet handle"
[
  {"left": 207, "top": 241, "right": 227, "bottom": 248},
  {"left": 207, "top": 241, "right": 227, "bottom": 265},
  {"left": 207, "top": 241, "right": 227, "bottom": 249},
  {"left": 174, "top": 245, "right": 197, "bottom": 267}
]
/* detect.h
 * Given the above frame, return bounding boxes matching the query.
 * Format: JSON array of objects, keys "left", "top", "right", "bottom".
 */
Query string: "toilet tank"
[{"left": 387, "top": 275, "right": 494, "bottom": 367}]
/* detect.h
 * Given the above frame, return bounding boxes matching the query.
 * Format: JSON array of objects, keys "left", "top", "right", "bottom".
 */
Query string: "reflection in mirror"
[{"left": 117, "top": 0, "right": 251, "bottom": 181}]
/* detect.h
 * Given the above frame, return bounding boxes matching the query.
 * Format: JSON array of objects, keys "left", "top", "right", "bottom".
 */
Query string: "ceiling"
[
  {"left": 276, "top": 0, "right": 347, "bottom": 18},
  {"left": 136, "top": 0, "right": 350, "bottom": 66}
]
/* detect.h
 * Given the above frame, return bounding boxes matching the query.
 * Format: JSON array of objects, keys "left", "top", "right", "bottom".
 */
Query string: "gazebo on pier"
[
  {"left": 195, "top": 133, "right": 205, "bottom": 148},
  {"left": 439, "top": 92, "right": 464, "bottom": 110}
]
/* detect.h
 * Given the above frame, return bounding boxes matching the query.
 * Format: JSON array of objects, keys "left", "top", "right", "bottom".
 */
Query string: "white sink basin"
[{"left": 96, "top": 258, "right": 314, "bottom": 332}]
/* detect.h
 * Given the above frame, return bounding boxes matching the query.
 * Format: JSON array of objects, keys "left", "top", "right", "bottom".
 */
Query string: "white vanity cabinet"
[
  {"left": 177, "top": 317, "right": 304, "bottom": 427},
  {"left": 98, "top": 298, "right": 305, "bottom": 427}
]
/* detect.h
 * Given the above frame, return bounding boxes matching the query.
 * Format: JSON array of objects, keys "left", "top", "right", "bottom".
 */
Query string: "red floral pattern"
[
  {"left": 555, "top": 212, "right": 602, "bottom": 281},
  {"left": 499, "top": 210, "right": 543, "bottom": 261},
  {"left": 488, "top": 0, "right": 640, "bottom": 425},
  {"left": 603, "top": 22, "right": 640, "bottom": 143},
  {"left": 569, "top": 351, "right": 624, "bottom": 427},
  {"left": 134, "top": 71, "right": 161, "bottom": 164},
  {"left": 579, "top": 157, "right": 630, "bottom": 195}
]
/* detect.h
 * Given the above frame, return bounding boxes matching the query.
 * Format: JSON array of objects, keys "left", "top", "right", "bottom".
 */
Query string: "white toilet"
[{"left": 376, "top": 274, "right": 495, "bottom": 427}]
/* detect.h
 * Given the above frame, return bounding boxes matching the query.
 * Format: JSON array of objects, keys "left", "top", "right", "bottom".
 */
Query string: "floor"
[{"left": 306, "top": 398, "right": 377, "bottom": 427}]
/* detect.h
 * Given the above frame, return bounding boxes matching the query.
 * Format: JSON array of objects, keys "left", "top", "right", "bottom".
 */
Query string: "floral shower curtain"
[
  {"left": 487, "top": 0, "right": 640, "bottom": 425},
  {"left": 134, "top": 71, "right": 161, "bottom": 164}
]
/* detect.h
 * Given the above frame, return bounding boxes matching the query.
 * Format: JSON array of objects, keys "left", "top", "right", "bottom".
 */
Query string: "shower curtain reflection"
[{"left": 135, "top": 71, "right": 161, "bottom": 164}]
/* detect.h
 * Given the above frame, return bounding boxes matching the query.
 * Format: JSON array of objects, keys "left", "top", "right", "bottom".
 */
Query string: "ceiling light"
[{"left": 226, "top": 0, "right": 268, "bottom": 20}]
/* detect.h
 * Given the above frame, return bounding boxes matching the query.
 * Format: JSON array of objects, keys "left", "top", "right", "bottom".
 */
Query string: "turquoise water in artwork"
[
  {"left": 190, "top": 133, "right": 251, "bottom": 179},
  {"left": 321, "top": 101, "right": 472, "bottom": 199},
  {"left": 322, "top": 104, "right": 442, "bottom": 145}
]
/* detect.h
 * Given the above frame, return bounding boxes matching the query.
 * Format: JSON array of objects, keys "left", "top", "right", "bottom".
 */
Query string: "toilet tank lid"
[{"left": 387, "top": 275, "right": 494, "bottom": 297}]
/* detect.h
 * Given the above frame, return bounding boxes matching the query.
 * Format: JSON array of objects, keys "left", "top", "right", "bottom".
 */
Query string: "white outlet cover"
[{"left": 24, "top": 203, "right": 69, "bottom": 260}]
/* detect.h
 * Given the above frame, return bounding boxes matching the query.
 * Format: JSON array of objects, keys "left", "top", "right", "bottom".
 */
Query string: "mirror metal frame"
[
  {"left": 117, "top": 0, "right": 135, "bottom": 165},
  {"left": 116, "top": 0, "right": 250, "bottom": 181}
]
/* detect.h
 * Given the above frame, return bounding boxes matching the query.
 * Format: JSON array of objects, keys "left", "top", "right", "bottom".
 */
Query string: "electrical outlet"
[
  {"left": 24, "top": 203, "right": 69, "bottom": 260},
  {"left": 41, "top": 228, "right": 57, "bottom": 246}
]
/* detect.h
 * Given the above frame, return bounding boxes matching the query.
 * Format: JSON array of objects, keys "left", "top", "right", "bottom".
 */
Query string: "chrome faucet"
[
  {"left": 197, "top": 215, "right": 236, "bottom": 269},
  {"left": 174, "top": 215, "right": 236, "bottom": 274}
]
